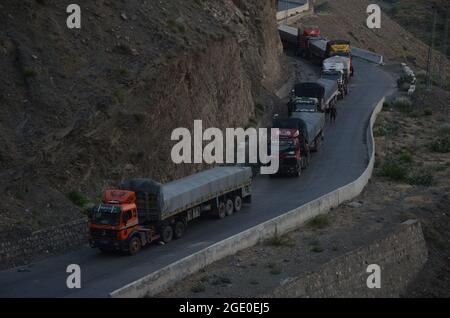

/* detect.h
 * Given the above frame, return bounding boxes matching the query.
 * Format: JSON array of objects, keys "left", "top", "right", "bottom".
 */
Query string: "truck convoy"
[
  {"left": 89, "top": 166, "right": 253, "bottom": 254},
  {"left": 278, "top": 25, "right": 354, "bottom": 75},
  {"left": 87, "top": 27, "right": 352, "bottom": 255}
]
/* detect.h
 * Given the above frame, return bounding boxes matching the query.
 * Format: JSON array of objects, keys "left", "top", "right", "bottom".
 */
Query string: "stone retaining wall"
[
  {"left": 0, "top": 218, "right": 88, "bottom": 270},
  {"left": 267, "top": 220, "right": 428, "bottom": 298}
]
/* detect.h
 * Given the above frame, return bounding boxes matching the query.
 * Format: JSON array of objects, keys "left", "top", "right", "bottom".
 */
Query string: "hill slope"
[
  {"left": 300, "top": 0, "right": 450, "bottom": 81},
  {"left": 0, "top": 0, "right": 284, "bottom": 238}
]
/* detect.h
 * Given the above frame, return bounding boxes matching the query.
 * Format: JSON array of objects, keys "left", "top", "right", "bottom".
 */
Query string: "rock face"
[{"left": 0, "top": 0, "right": 284, "bottom": 237}]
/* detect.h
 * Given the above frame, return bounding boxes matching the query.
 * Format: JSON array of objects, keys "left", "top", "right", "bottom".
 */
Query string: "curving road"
[{"left": 0, "top": 58, "right": 395, "bottom": 297}]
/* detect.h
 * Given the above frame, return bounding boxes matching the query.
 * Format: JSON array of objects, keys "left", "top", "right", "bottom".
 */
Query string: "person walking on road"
[{"left": 330, "top": 104, "right": 337, "bottom": 124}]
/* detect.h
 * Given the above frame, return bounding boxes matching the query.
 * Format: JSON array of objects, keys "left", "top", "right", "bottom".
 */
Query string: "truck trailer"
[
  {"left": 278, "top": 25, "right": 321, "bottom": 55},
  {"left": 321, "top": 69, "right": 347, "bottom": 98},
  {"left": 89, "top": 166, "right": 253, "bottom": 254}
]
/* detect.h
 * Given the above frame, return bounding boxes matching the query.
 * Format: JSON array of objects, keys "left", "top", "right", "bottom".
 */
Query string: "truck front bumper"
[{"left": 89, "top": 238, "right": 129, "bottom": 251}]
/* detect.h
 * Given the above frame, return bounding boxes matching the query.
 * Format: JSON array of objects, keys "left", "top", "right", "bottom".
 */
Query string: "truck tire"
[
  {"left": 173, "top": 221, "right": 185, "bottom": 239},
  {"left": 217, "top": 201, "right": 226, "bottom": 219},
  {"left": 128, "top": 236, "right": 141, "bottom": 255},
  {"left": 225, "top": 199, "right": 234, "bottom": 216},
  {"left": 234, "top": 195, "right": 242, "bottom": 212},
  {"left": 160, "top": 224, "right": 174, "bottom": 243}
]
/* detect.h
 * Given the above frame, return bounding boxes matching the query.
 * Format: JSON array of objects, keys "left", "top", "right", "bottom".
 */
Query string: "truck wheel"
[
  {"left": 217, "top": 201, "right": 226, "bottom": 219},
  {"left": 225, "top": 199, "right": 234, "bottom": 216},
  {"left": 160, "top": 224, "right": 174, "bottom": 243},
  {"left": 128, "top": 237, "right": 141, "bottom": 255},
  {"left": 234, "top": 196, "right": 242, "bottom": 212},
  {"left": 173, "top": 221, "right": 185, "bottom": 239}
]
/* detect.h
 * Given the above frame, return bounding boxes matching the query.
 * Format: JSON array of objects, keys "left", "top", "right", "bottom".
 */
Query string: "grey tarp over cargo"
[
  {"left": 120, "top": 166, "right": 252, "bottom": 219},
  {"left": 316, "top": 78, "right": 339, "bottom": 104},
  {"left": 290, "top": 112, "right": 325, "bottom": 145}
]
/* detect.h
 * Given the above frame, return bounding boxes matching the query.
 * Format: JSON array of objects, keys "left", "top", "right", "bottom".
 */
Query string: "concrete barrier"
[
  {"left": 351, "top": 47, "right": 384, "bottom": 65},
  {"left": 110, "top": 97, "right": 386, "bottom": 298},
  {"left": 276, "top": 1, "right": 310, "bottom": 22}
]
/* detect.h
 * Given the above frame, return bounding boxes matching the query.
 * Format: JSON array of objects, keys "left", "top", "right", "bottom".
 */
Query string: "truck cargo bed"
[{"left": 120, "top": 167, "right": 252, "bottom": 222}]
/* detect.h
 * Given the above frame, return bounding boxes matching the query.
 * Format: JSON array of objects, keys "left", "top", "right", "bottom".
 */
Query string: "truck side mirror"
[{"left": 123, "top": 212, "right": 130, "bottom": 224}]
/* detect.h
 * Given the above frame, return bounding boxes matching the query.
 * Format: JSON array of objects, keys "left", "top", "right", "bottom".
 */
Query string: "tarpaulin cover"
[
  {"left": 289, "top": 112, "right": 325, "bottom": 145},
  {"left": 121, "top": 166, "right": 252, "bottom": 218},
  {"left": 316, "top": 78, "right": 339, "bottom": 104},
  {"left": 323, "top": 56, "right": 351, "bottom": 76},
  {"left": 294, "top": 82, "right": 325, "bottom": 99}
]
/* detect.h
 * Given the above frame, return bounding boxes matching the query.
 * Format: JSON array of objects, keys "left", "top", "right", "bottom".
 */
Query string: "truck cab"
[
  {"left": 89, "top": 190, "right": 158, "bottom": 255},
  {"left": 270, "top": 129, "right": 304, "bottom": 177},
  {"left": 325, "top": 40, "right": 354, "bottom": 76}
]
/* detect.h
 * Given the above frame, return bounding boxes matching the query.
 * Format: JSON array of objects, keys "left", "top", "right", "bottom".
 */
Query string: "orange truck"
[{"left": 88, "top": 166, "right": 253, "bottom": 255}]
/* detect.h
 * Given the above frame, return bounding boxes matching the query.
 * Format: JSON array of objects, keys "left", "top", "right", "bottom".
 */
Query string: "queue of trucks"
[
  {"left": 278, "top": 25, "right": 354, "bottom": 76},
  {"left": 87, "top": 26, "right": 354, "bottom": 255},
  {"left": 270, "top": 25, "right": 354, "bottom": 177}
]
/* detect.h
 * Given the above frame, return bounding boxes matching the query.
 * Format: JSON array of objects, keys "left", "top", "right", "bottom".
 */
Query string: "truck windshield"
[
  {"left": 279, "top": 144, "right": 296, "bottom": 153},
  {"left": 293, "top": 102, "right": 317, "bottom": 112},
  {"left": 91, "top": 205, "right": 122, "bottom": 226},
  {"left": 322, "top": 74, "right": 339, "bottom": 81}
]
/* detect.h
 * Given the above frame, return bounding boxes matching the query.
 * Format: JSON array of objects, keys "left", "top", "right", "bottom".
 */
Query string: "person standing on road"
[{"left": 330, "top": 104, "right": 337, "bottom": 124}]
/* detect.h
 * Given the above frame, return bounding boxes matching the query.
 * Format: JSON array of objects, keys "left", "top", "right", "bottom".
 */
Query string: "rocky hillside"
[
  {"left": 302, "top": 0, "right": 450, "bottom": 80},
  {"left": 0, "top": 0, "right": 285, "bottom": 238},
  {"left": 380, "top": 0, "right": 450, "bottom": 56}
]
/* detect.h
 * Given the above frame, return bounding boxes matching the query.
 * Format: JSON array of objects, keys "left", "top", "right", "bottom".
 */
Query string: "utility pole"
[
  {"left": 426, "top": 8, "right": 438, "bottom": 90},
  {"left": 285, "top": 0, "right": 289, "bottom": 25},
  {"left": 442, "top": 9, "right": 449, "bottom": 89}
]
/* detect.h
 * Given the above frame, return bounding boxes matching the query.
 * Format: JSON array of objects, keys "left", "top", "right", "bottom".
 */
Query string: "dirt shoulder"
[{"left": 159, "top": 82, "right": 450, "bottom": 298}]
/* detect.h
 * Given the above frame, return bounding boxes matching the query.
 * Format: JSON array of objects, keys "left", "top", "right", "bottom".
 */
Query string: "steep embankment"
[{"left": 0, "top": 0, "right": 284, "bottom": 238}]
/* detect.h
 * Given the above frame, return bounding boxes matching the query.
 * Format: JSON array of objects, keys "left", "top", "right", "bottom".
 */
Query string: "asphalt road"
[{"left": 0, "top": 58, "right": 395, "bottom": 298}]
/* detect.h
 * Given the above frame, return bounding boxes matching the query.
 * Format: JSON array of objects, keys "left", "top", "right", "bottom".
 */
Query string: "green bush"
[
  {"left": 398, "top": 150, "right": 413, "bottom": 164},
  {"left": 374, "top": 122, "right": 400, "bottom": 137},
  {"left": 407, "top": 171, "right": 434, "bottom": 186},
  {"left": 393, "top": 97, "right": 413, "bottom": 113},
  {"left": 24, "top": 68, "right": 37, "bottom": 77},
  {"left": 308, "top": 215, "right": 330, "bottom": 229},
  {"left": 380, "top": 160, "right": 409, "bottom": 181},
  {"left": 114, "top": 88, "right": 125, "bottom": 102},
  {"left": 68, "top": 191, "right": 90, "bottom": 207},
  {"left": 439, "top": 124, "right": 450, "bottom": 136},
  {"left": 430, "top": 137, "right": 450, "bottom": 153},
  {"left": 190, "top": 284, "right": 206, "bottom": 293}
]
